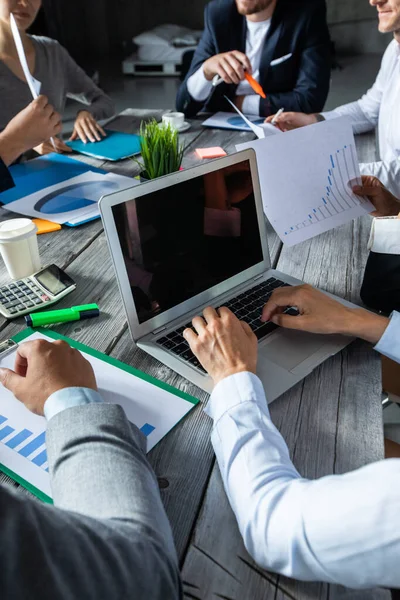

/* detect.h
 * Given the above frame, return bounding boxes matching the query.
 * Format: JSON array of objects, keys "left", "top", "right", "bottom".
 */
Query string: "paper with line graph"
[{"left": 236, "top": 117, "right": 374, "bottom": 246}]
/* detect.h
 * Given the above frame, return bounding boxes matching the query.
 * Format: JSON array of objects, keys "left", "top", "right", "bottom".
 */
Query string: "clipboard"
[{"left": 0, "top": 328, "right": 199, "bottom": 503}]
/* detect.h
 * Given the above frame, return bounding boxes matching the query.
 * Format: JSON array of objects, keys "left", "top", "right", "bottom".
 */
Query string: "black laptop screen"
[{"left": 112, "top": 159, "right": 264, "bottom": 324}]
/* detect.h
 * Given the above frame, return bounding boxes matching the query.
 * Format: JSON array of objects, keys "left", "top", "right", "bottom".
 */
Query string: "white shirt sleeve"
[
  {"left": 187, "top": 66, "right": 213, "bottom": 102},
  {"left": 374, "top": 311, "right": 400, "bottom": 363},
  {"left": 205, "top": 371, "right": 400, "bottom": 589},
  {"left": 242, "top": 94, "right": 260, "bottom": 116},
  {"left": 321, "top": 43, "right": 392, "bottom": 134}
]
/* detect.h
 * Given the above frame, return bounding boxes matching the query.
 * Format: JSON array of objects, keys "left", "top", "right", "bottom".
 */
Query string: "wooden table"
[{"left": 0, "top": 110, "right": 390, "bottom": 600}]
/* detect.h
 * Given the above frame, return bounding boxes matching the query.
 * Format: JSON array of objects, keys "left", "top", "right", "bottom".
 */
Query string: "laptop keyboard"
[{"left": 156, "top": 277, "right": 296, "bottom": 374}]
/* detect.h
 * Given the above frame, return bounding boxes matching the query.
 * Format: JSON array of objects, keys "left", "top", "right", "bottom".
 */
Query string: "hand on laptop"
[
  {"left": 0, "top": 339, "right": 97, "bottom": 416},
  {"left": 353, "top": 176, "right": 400, "bottom": 217},
  {"left": 261, "top": 284, "right": 389, "bottom": 344},
  {"left": 183, "top": 306, "right": 257, "bottom": 385}
]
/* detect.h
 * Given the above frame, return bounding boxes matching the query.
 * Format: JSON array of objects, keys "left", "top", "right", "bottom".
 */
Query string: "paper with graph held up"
[{"left": 237, "top": 117, "right": 374, "bottom": 246}]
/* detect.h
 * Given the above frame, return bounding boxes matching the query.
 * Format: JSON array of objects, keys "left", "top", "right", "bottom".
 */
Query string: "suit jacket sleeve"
[
  {"left": 0, "top": 404, "right": 182, "bottom": 600},
  {"left": 0, "top": 158, "right": 14, "bottom": 193},
  {"left": 259, "top": 3, "right": 331, "bottom": 116},
  {"left": 176, "top": 3, "right": 217, "bottom": 116}
]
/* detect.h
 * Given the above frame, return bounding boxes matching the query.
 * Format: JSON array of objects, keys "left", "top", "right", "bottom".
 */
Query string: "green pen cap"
[{"left": 25, "top": 304, "right": 100, "bottom": 328}]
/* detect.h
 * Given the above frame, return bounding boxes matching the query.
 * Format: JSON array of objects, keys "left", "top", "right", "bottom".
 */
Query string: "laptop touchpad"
[{"left": 260, "top": 329, "right": 326, "bottom": 372}]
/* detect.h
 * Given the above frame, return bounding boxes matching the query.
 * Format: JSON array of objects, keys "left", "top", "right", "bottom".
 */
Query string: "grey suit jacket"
[{"left": 0, "top": 404, "right": 182, "bottom": 599}]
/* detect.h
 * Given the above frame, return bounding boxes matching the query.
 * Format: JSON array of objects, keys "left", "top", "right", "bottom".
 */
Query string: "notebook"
[
  {"left": 67, "top": 130, "right": 142, "bottom": 161},
  {"left": 0, "top": 328, "right": 199, "bottom": 503}
]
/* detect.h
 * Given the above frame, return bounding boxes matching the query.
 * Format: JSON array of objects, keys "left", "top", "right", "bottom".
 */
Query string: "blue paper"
[
  {"left": 0, "top": 154, "right": 106, "bottom": 205},
  {"left": 66, "top": 130, "right": 142, "bottom": 161}
]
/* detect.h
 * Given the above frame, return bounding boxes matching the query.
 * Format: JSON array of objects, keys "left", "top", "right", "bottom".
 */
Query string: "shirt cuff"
[
  {"left": 241, "top": 94, "right": 260, "bottom": 116},
  {"left": 205, "top": 371, "right": 270, "bottom": 425},
  {"left": 187, "top": 66, "right": 213, "bottom": 102},
  {"left": 320, "top": 110, "right": 338, "bottom": 121},
  {"left": 44, "top": 387, "right": 103, "bottom": 421},
  {"left": 374, "top": 311, "right": 400, "bottom": 363}
]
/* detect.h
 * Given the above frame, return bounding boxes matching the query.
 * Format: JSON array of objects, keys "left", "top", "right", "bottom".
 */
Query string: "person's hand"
[
  {"left": 183, "top": 306, "right": 257, "bottom": 385},
  {"left": 265, "top": 111, "right": 318, "bottom": 131},
  {"left": 0, "top": 339, "right": 97, "bottom": 416},
  {"left": 261, "top": 284, "right": 389, "bottom": 344},
  {"left": 34, "top": 137, "right": 72, "bottom": 156},
  {"left": 0, "top": 96, "right": 62, "bottom": 165},
  {"left": 70, "top": 110, "right": 106, "bottom": 143},
  {"left": 203, "top": 51, "right": 252, "bottom": 84},
  {"left": 353, "top": 175, "right": 400, "bottom": 217}
]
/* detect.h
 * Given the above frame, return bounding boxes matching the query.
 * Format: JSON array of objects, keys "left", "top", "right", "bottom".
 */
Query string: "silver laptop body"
[{"left": 100, "top": 149, "right": 352, "bottom": 402}]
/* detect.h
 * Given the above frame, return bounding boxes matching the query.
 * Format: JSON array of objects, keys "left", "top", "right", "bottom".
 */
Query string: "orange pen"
[{"left": 244, "top": 72, "right": 266, "bottom": 99}]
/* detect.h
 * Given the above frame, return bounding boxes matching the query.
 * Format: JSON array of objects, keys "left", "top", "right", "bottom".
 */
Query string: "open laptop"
[{"left": 100, "top": 149, "right": 352, "bottom": 402}]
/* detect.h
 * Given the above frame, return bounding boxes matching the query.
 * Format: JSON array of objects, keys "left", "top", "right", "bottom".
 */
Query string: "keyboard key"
[
  {"left": 284, "top": 307, "right": 299, "bottom": 316},
  {"left": 8, "top": 308, "right": 17, "bottom": 315},
  {"left": 25, "top": 301, "right": 34, "bottom": 308},
  {"left": 255, "top": 321, "right": 278, "bottom": 340},
  {"left": 181, "top": 348, "right": 194, "bottom": 362},
  {"left": 15, "top": 292, "right": 24, "bottom": 298},
  {"left": 15, "top": 304, "right": 25, "bottom": 311},
  {"left": 173, "top": 342, "right": 188, "bottom": 356},
  {"left": 251, "top": 318, "right": 263, "bottom": 330},
  {"left": 157, "top": 336, "right": 168, "bottom": 345},
  {"left": 160, "top": 339, "right": 175, "bottom": 350},
  {"left": 33, "top": 299, "right": 43, "bottom": 305}
]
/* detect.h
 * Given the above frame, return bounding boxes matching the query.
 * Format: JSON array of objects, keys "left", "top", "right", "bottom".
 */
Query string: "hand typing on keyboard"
[{"left": 183, "top": 306, "right": 258, "bottom": 385}]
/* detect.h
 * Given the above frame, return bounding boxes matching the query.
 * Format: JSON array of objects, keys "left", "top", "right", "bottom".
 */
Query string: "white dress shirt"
[
  {"left": 322, "top": 39, "right": 400, "bottom": 198},
  {"left": 187, "top": 18, "right": 271, "bottom": 116},
  {"left": 205, "top": 311, "right": 400, "bottom": 589}
]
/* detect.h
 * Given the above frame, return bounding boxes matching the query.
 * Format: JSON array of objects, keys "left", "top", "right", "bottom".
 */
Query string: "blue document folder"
[
  {"left": 67, "top": 130, "right": 142, "bottom": 161},
  {"left": 0, "top": 154, "right": 106, "bottom": 205}
]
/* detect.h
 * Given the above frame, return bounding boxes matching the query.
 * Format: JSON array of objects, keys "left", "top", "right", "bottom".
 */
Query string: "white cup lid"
[{"left": 0, "top": 218, "right": 38, "bottom": 242}]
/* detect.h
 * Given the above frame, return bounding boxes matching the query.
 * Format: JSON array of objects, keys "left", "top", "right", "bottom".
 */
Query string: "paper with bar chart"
[
  {"left": 236, "top": 117, "right": 375, "bottom": 246},
  {"left": 0, "top": 331, "right": 198, "bottom": 500}
]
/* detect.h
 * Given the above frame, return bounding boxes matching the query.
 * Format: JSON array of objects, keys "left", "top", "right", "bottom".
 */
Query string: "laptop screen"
[{"left": 112, "top": 159, "right": 264, "bottom": 324}]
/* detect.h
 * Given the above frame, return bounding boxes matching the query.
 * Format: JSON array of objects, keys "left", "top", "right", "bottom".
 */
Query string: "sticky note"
[
  {"left": 195, "top": 147, "right": 227, "bottom": 159},
  {"left": 33, "top": 219, "right": 62, "bottom": 234}
]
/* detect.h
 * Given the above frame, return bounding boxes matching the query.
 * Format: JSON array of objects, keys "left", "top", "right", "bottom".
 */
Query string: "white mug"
[
  {"left": 0, "top": 218, "right": 41, "bottom": 280},
  {"left": 162, "top": 112, "right": 185, "bottom": 130}
]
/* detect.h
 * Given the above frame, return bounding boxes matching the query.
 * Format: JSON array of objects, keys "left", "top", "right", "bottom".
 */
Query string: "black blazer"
[
  {"left": 0, "top": 159, "right": 14, "bottom": 194},
  {"left": 177, "top": 0, "right": 331, "bottom": 118}
]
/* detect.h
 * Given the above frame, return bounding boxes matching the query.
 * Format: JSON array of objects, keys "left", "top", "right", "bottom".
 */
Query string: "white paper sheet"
[
  {"left": 10, "top": 14, "right": 41, "bottom": 98},
  {"left": 5, "top": 172, "right": 138, "bottom": 225},
  {"left": 236, "top": 117, "right": 374, "bottom": 246},
  {"left": 0, "top": 332, "right": 197, "bottom": 499},
  {"left": 202, "top": 111, "right": 280, "bottom": 137}
]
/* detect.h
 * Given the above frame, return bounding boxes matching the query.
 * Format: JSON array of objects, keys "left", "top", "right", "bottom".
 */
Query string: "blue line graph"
[
  {"left": 0, "top": 414, "right": 48, "bottom": 471},
  {"left": 284, "top": 144, "right": 367, "bottom": 237}
]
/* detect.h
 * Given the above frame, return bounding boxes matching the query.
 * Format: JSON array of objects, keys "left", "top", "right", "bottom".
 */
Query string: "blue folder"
[
  {"left": 0, "top": 153, "right": 106, "bottom": 205},
  {"left": 66, "top": 130, "right": 142, "bottom": 161}
]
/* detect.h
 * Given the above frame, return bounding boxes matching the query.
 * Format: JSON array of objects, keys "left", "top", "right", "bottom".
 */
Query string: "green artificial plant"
[{"left": 136, "top": 119, "right": 184, "bottom": 180}]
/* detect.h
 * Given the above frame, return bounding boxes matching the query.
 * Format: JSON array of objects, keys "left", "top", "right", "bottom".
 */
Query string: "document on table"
[
  {"left": 203, "top": 111, "right": 280, "bottom": 138},
  {"left": 236, "top": 117, "right": 374, "bottom": 246},
  {"left": 0, "top": 330, "right": 199, "bottom": 501},
  {"left": 4, "top": 171, "right": 138, "bottom": 226}
]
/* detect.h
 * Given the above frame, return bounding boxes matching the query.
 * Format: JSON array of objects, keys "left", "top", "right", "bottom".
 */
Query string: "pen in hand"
[{"left": 271, "top": 108, "right": 285, "bottom": 126}]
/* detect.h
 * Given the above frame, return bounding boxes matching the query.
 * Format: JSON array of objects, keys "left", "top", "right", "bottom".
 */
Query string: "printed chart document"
[
  {"left": 237, "top": 117, "right": 374, "bottom": 246},
  {"left": 203, "top": 111, "right": 280, "bottom": 138},
  {"left": 0, "top": 329, "right": 199, "bottom": 502},
  {"left": 4, "top": 172, "right": 138, "bottom": 226}
]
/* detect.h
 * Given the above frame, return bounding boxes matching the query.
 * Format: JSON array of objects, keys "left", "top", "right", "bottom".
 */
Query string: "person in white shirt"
[
  {"left": 267, "top": 0, "right": 400, "bottom": 198},
  {"left": 176, "top": 0, "right": 331, "bottom": 118},
  {"left": 182, "top": 182, "right": 400, "bottom": 589}
]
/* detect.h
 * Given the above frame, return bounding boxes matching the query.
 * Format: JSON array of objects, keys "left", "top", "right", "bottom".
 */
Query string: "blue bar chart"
[
  {"left": 283, "top": 144, "right": 367, "bottom": 237},
  {"left": 0, "top": 415, "right": 48, "bottom": 472}
]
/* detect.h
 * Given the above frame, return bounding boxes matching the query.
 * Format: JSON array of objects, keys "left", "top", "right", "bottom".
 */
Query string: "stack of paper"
[{"left": 4, "top": 172, "right": 139, "bottom": 227}]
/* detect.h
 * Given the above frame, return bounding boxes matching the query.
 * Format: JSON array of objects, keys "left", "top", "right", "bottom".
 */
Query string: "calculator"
[{"left": 0, "top": 264, "right": 76, "bottom": 319}]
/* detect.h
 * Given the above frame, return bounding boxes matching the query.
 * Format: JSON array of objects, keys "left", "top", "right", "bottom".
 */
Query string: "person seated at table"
[
  {"left": 0, "top": 339, "right": 181, "bottom": 600},
  {"left": 0, "top": 95, "right": 61, "bottom": 190},
  {"left": 183, "top": 279, "right": 400, "bottom": 589},
  {"left": 176, "top": 0, "right": 331, "bottom": 118},
  {"left": 266, "top": 0, "right": 400, "bottom": 197},
  {"left": 0, "top": 0, "right": 114, "bottom": 155}
]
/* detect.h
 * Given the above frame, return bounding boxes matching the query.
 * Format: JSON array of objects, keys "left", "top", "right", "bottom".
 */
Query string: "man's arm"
[
  {"left": 259, "top": 4, "right": 331, "bottom": 117},
  {"left": 0, "top": 340, "right": 181, "bottom": 600},
  {"left": 183, "top": 300, "right": 400, "bottom": 589}
]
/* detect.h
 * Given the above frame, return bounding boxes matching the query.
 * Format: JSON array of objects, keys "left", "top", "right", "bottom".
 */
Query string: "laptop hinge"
[
  {"left": 253, "top": 274, "right": 264, "bottom": 281},
  {"left": 152, "top": 326, "right": 167, "bottom": 335}
]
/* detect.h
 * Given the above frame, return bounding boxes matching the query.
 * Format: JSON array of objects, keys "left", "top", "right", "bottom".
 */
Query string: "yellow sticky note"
[{"left": 33, "top": 219, "right": 62, "bottom": 235}]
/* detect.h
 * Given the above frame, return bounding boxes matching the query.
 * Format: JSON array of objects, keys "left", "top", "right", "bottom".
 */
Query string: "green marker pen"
[{"left": 25, "top": 304, "right": 100, "bottom": 328}]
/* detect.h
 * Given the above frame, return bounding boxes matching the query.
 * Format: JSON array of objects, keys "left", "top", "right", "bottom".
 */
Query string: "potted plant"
[{"left": 136, "top": 119, "right": 184, "bottom": 181}]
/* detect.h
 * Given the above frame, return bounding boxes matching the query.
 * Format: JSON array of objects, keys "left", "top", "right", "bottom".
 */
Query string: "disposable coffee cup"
[
  {"left": 0, "top": 219, "right": 41, "bottom": 280},
  {"left": 162, "top": 111, "right": 185, "bottom": 130}
]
